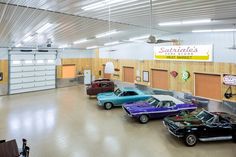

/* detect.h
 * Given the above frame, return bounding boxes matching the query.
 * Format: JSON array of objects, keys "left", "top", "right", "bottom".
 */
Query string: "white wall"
[
  {"left": 99, "top": 32, "right": 236, "bottom": 63},
  {"left": 59, "top": 49, "right": 96, "bottom": 59},
  {"left": 0, "top": 48, "right": 8, "bottom": 60}
]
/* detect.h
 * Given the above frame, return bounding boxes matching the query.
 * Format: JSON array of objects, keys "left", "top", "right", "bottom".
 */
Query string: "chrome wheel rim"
[
  {"left": 186, "top": 135, "right": 196, "bottom": 146},
  {"left": 105, "top": 103, "right": 112, "bottom": 109},
  {"left": 140, "top": 115, "right": 148, "bottom": 123}
]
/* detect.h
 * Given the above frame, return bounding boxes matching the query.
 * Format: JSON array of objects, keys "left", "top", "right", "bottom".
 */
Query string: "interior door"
[
  {"left": 195, "top": 73, "right": 221, "bottom": 100},
  {"left": 151, "top": 69, "right": 169, "bottom": 90},
  {"left": 123, "top": 67, "right": 134, "bottom": 83}
]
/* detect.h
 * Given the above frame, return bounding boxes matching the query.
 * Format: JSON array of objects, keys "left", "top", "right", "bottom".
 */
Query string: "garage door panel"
[
  {"left": 22, "top": 72, "right": 34, "bottom": 77},
  {"left": 9, "top": 52, "right": 56, "bottom": 94}
]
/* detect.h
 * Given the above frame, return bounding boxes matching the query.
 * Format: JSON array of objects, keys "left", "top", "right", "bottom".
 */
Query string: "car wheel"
[
  {"left": 184, "top": 134, "right": 197, "bottom": 146},
  {"left": 139, "top": 115, "right": 149, "bottom": 124},
  {"left": 104, "top": 102, "right": 113, "bottom": 110},
  {"left": 233, "top": 132, "right": 236, "bottom": 142}
]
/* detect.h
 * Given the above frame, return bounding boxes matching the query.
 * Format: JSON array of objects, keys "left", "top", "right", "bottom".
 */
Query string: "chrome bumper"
[{"left": 163, "top": 121, "right": 183, "bottom": 138}]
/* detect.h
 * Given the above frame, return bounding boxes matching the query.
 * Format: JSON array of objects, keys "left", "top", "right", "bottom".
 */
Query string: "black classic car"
[{"left": 163, "top": 110, "right": 236, "bottom": 146}]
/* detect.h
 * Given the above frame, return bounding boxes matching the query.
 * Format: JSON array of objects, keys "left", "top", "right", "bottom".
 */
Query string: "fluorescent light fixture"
[
  {"left": 23, "top": 36, "right": 33, "bottom": 42},
  {"left": 182, "top": 19, "right": 211, "bottom": 24},
  {"left": 192, "top": 29, "right": 236, "bottom": 33},
  {"left": 86, "top": 46, "right": 98, "bottom": 50},
  {"left": 25, "top": 60, "right": 33, "bottom": 64},
  {"left": 15, "top": 44, "right": 22, "bottom": 47},
  {"left": 82, "top": 0, "right": 138, "bottom": 11},
  {"left": 37, "top": 60, "right": 44, "bottom": 64},
  {"left": 36, "top": 23, "right": 53, "bottom": 34},
  {"left": 95, "top": 30, "right": 118, "bottom": 38},
  {"left": 129, "top": 35, "right": 149, "bottom": 41},
  {"left": 159, "top": 19, "right": 211, "bottom": 26},
  {"left": 104, "top": 41, "right": 120, "bottom": 46},
  {"left": 59, "top": 44, "right": 69, "bottom": 48},
  {"left": 73, "top": 39, "right": 88, "bottom": 44},
  {"left": 12, "top": 61, "right": 21, "bottom": 65}
]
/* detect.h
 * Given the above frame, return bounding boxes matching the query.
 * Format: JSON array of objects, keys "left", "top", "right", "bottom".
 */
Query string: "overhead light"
[
  {"left": 95, "top": 30, "right": 118, "bottom": 38},
  {"left": 129, "top": 35, "right": 149, "bottom": 41},
  {"left": 23, "top": 36, "right": 33, "bottom": 42},
  {"left": 59, "top": 44, "right": 69, "bottom": 48},
  {"left": 36, "top": 23, "right": 53, "bottom": 34},
  {"left": 104, "top": 41, "right": 120, "bottom": 46},
  {"left": 159, "top": 19, "right": 211, "bottom": 26},
  {"left": 82, "top": 0, "right": 138, "bottom": 11},
  {"left": 73, "top": 39, "right": 88, "bottom": 44},
  {"left": 15, "top": 43, "right": 22, "bottom": 47},
  {"left": 86, "top": 46, "right": 98, "bottom": 50},
  {"left": 192, "top": 29, "right": 236, "bottom": 33}
]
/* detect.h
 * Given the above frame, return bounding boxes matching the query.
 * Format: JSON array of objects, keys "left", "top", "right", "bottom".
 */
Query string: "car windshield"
[
  {"left": 196, "top": 111, "right": 214, "bottom": 123},
  {"left": 144, "top": 97, "right": 159, "bottom": 106},
  {"left": 114, "top": 88, "right": 122, "bottom": 96}
]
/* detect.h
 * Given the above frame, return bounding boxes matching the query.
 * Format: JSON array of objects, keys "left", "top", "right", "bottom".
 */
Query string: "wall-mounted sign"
[
  {"left": 170, "top": 71, "right": 178, "bottom": 78},
  {"left": 154, "top": 45, "right": 213, "bottom": 61},
  {"left": 182, "top": 71, "right": 190, "bottom": 81},
  {"left": 223, "top": 75, "right": 236, "bottom": 86},
  {"left": 0, "top": 72, "right": 3, "bottom": 81}
]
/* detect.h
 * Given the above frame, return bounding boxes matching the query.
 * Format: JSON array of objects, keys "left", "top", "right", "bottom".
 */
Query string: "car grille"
[{"left": 167, "top": 121, "right": 179, "bottom": 131}]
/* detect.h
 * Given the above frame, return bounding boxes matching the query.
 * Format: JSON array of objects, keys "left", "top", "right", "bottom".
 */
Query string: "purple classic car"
[{"left": 122, "top": 95, "right": 197, "bottom": 124}]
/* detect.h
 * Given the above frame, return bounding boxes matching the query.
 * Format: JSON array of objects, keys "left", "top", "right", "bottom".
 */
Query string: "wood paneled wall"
[
  {"left": 57, "top": 58, "right": 93, "bottom": 78},
  {"left": 0, "top": 60, "right": 8, "bottom": 84},
  {"left": 92, "top": 58, "right": 236, "bottom": 102}
]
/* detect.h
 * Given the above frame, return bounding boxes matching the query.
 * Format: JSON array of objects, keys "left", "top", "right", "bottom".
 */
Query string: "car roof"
[
  {"left": 152, "top": 95, "right": 184, "bottom": 104},
  {"left": 119, "top": 87, "right": 144, "bottom": 94}
]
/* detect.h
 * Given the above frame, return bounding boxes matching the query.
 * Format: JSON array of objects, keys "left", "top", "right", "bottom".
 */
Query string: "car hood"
[
  {"left": 97, "top": 92, "right": 116, "bottom": 99},
  {"left": 123, "top": 101, "right": 153, "bottom": 112},
  {"left": 164, "top": 114, "right": 203, "bottom": 127}
]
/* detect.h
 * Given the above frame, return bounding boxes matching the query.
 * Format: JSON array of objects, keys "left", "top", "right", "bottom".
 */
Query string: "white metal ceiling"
[{"left": 0, "top": 0, "right": 236, "bottom": 48}]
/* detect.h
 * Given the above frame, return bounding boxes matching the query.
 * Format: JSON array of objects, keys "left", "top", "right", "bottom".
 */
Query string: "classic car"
[
  {"left": 97, "top": 87, "right": 150, "bottom": 110},
  {"left": 86, "top": 79, "right": 115, "bottom": 96},
  {"left": 123, "top": 95, "right": 197, "bottom": 124},
  {"left": 163, "top": 110, "right": 236, "bottom": 146}
]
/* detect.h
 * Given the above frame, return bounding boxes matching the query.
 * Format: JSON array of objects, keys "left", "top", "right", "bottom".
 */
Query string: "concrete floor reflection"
[{"left": 0, "top": 85, "right": 235, "bottom": 157}]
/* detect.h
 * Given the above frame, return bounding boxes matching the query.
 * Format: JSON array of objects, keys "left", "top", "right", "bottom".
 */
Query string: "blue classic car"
[
  {"left": 123, "top": 95, "right": 197, "bottom": 123},
  {"left": 97, "top": 87, "right": 150, "bottom": 110}
]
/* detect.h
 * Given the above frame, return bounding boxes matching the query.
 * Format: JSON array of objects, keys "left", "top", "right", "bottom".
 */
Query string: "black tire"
[
  {"left": 233, "top": 132, "right": 236, "bottom": 142},
  {"left": 184, "top": 134, "right": 197, "bottom": 147},
  {"left": 104, "top": 102, "right": 113, "bottom": 110},
  {"left": 139, "top": 114, "right": 149, "bottom": 124}
]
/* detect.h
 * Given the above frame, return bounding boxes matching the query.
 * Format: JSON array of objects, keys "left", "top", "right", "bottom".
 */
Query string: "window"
[
  {"left": 12, "top": 60, "right": 21, "bottom": 65},
  {"left": 144, "top": 97, "right": 160, "bottom": 106},
  {"left": 101, "top": 83, "right": 110, "bottom": 88},
  {"left": 158, "top": 101, "right": 175, "bottom": 108},
  {"left": 123, "top": 91, "right": 138, "bottom": 96},
  {"left": 25, "top": 60, "right": 33, "bottom": 64},
  {"left": 37, "top": 60, "right": 44, "bottom": 64}
]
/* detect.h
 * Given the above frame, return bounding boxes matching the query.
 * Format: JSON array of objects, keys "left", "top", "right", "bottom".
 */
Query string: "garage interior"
[{"left": 0, "top": 0, "right": 236, "bottom": 157}]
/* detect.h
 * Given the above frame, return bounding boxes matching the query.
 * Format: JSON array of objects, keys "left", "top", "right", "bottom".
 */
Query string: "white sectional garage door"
[{"left": 9, "top": 51, "right": 56, "bottom": 94}]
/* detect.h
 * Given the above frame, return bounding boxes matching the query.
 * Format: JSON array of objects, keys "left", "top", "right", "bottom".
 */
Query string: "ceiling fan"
[
  {"left": 228, "top": 24, "right": 236, "bottom": 50},
  {"left": 146, "top": 0, "right": 178, "bottom": 44}
]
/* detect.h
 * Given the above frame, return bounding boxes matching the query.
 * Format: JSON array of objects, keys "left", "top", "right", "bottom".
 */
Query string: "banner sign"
[
  {"left": 223, "top": 75, "right": 236, "bottom": 86},
  {"left": 154, "top": 45, "right": 213, "bottom": 61}
]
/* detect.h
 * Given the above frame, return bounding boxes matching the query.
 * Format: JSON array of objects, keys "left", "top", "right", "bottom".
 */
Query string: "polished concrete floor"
[{"left": 0, "top": 85, "right": 235, "bottom": 157}]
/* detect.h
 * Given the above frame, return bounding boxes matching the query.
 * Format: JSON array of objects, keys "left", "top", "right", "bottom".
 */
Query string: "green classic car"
[{"left": 97, "top": 87, "right": 150, "bottom": 110}]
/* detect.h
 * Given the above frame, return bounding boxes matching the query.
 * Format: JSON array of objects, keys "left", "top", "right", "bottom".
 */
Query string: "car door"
[
  {"left": 101, "top": 82, "right": 110, "bottom": 93},
  {"left": 200, "top": 117, "right": 232, "bottom": 138},
  {"left": 116, "top": 91, "right": 138, "bottom": 105},
  {"left": 155, "top": 101, "right": 175, "bottom": 118}
]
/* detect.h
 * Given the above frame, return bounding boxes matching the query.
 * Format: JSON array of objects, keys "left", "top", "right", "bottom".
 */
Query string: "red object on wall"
[{"left": 170, "top": 71, "right": 178, "bottom": 78}]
